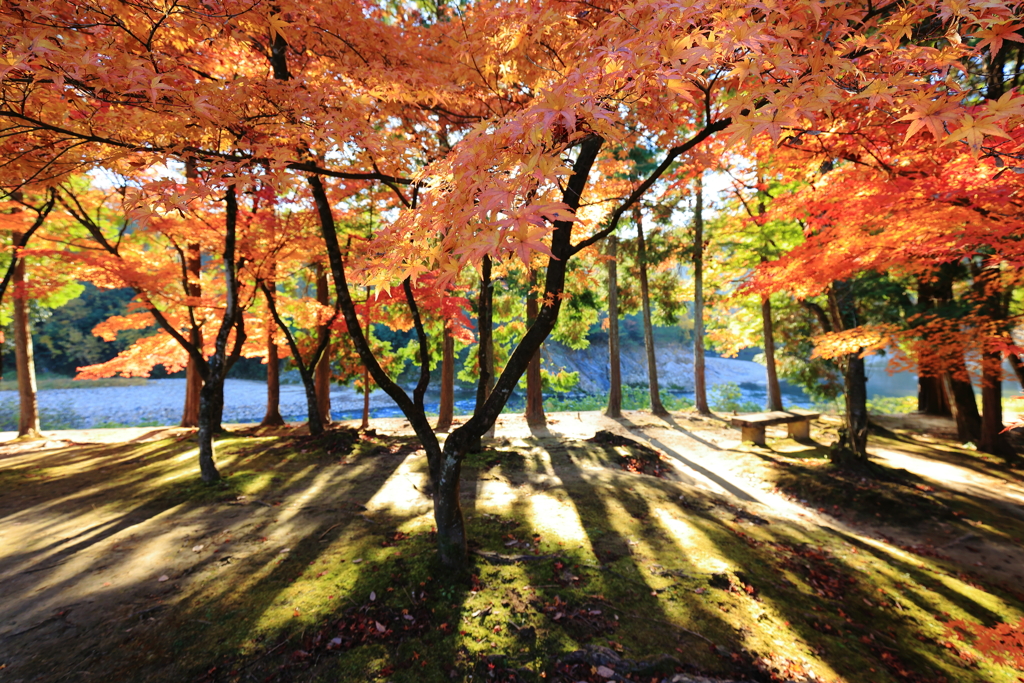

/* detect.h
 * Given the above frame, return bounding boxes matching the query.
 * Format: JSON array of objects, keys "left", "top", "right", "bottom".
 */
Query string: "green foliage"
[
  {"left": 865, "top": 395, "right": 918, "bottom": 414},
  {"left": 32, "top": 284, "right": 147, "bottom": 376},
  {"left": 544, "top": 385, "right": 694, "bottom": 412},
  {"left": 709, "top": 383, "right": 761, "bottom": 413}
]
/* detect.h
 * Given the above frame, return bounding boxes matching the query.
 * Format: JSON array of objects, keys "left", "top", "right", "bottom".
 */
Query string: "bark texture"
[
  {"left": 605, "top": 234, "right": 622, "bottom": 418},
  {"left": 524, "top": 269, "right": 546, "bottom": 426},
  {"left": 181, "top": 242, "right": 202, "bottom": 428},
  {"left": 435, "top": 325, "right": 455, "bottom": 431},
  {"left": 12, "top": 236, "right": 39, "bottom": 438},
  {"left": 761, "top": 295, "right": 783, "bottom": 412},
  {"left": 315, "top": 264, "right": 332, "bottom": 426},
  {"left": 692, "top": 178, "right": 709, "bottom": 415},
  {"left": 828, "top": 281, "right": 868, "bottom": 464},
  {"left": 634, "top": 207, "right": 667, "bottom": 416}
]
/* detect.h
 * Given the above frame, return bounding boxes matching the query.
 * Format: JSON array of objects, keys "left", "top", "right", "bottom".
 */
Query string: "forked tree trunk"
[
  {"left": 181, "top": 242, "right": 202, "bottom": 428},
  {"left": 605, "top": 234, "right": 622, "bottom": 417},
  {"left": 944, "top": 366, "right": 982, "bottom": 443},
  {"left": 315, "top": 265, "right": 332, "bottom": 426},
  {"left": 762, "top": 295, "right": 784, "bottom": 412},
  {"left": 692, "top": 179, "right": 709, "bottom": 415},
  {"left": 525, "top": 269, "right": 546, "bottom": 426},
  {"left": 195, "top": 187, "right": 246, "bottom": 482},
  {"left": 635, "top": 207, "right": 667, "bottom": 416},
  {"left": 435, "top": 324, "right": 455, "bottom": 431},
  {"left": 12, "top": 235, "right": 39, "bottom": 438},
  {"left": 310, "top": 137, "right": 605, "bottom": 573},
  {"left": 828, "top": 281, "right": 868, "bottom": 463}
]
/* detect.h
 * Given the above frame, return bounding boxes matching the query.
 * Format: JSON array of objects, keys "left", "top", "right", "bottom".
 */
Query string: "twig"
[{"left": 319, "top": 523, "right": 341, "bottom": 540}]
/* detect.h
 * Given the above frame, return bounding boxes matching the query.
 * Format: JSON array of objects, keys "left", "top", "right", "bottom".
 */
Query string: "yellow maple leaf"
[{"left": 944, "top": 114, "right": 1011, "bottom": 150}]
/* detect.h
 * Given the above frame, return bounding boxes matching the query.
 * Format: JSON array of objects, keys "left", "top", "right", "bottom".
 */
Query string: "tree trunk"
[
  {"left": 979, "top": 346, "right": 1009, "bottom": 455},
  {"left": 944, "top": 366, "right": 982, "bottom": 443},
  {"left": 12, "top": 235, "right": 39, "bottom": 438},
  {"left": 193, "top": 186, "right": 246, "bottom": 482},
  {"left": 692, "top": 179, "right": 709, "bottom": 415},
  {"left": 181, "top": 242, "right": 202, "bottom": 428},
  {"left": 917, "top": 375, "right": 950, "bottom": 415},
  {"left": 311, "top": 136, "right": 604, "bottom": 574},
  {"left": 197, "top": 373, "right": 222, "bottom": 482},
  {"left": 315, "top": 264, "right": 332, "bottom": 426},
  {"left": 605, "top": 234, "right": 622, "bottom": 418},
  {"left": 828, "top": 281, "right": 868, "bottom": 463},
  {"left": 361, "top": 289, "right": 372, "bottom": 430},
  {"left": 469, "top": 256, "right": 494, "bottom": 450},
  {"left": 525, "top": 269, "right": 546, "bottom": 426},
  {"left": 635, "top": 207, "right": 667, "bottom": 416},
  {"left": 260, "top": 323, "right": 284, "bottom": 427},
  {"left": 436, "top": 324, "right": 455, "bottom": 431},
  {"left": 762, "top": 295, "right": 784, "bottom": 411},
  {"left": 973, "top": 262, "right": 1010, "bottom": 456}
]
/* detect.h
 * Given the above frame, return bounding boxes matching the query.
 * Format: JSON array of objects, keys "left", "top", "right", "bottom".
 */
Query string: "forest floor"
[{"left": 1, "top": 410, "right": 1023, "bottom": 683}]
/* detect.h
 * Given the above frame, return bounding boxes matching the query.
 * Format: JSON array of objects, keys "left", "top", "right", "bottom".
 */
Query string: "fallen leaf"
[{"left": 375, "top": 621, "right": 386, "bottom": 633}]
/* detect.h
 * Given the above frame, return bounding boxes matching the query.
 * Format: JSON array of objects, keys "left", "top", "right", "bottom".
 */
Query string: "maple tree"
[{"left": 2, "top": 0, "right": 1024, "bottom": 567}]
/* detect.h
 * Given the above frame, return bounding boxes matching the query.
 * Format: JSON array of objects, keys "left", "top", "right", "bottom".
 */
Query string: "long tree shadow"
[
  {"left": 0, "top": 428, "right": 424, "bottom": 683},
  {"left": 616, "top": 416, "right": 762, "bottom": 504}
]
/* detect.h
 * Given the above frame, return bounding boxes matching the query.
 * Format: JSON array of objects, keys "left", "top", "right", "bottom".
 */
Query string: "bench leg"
[
  {"left": 788, "top": 419, "right": 811, "bottom": 440},
  {"left": 741, "top": 425, "right": 766, "bottom": 446}
]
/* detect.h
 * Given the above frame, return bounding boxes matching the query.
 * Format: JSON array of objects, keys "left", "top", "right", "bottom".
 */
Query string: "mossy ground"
[{"left": 1, "top": 413, "right": 1023, "bottom": 683}]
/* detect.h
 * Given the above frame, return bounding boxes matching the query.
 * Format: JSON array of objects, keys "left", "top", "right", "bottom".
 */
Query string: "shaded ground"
[{"left": 1, "top": 411, "right": 1023, "bottom": 683}]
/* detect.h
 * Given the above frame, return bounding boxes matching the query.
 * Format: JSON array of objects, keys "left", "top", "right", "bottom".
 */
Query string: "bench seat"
[{"left": 730, "top": 409, "right": 820, "bottom": 445}]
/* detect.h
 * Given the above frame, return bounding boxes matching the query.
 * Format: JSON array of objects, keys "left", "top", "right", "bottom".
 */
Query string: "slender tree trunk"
[
  {"left": 525, "top": 268, "right": 546, "bottom": 426},
  {"left": 260, "top": 263, "right": 284, "bottom": 427},
  {"left": 261, "top": 326, "right": 284, "bottom": 427},
  {"left": 605, "top": 235, "right": 622, "bottom": 417},
  {"left": 635, "top": 207, "right": 667, "bottom": 416},
  {"left": 762, "top": 295, "right": 784, "bottom": 411},
  {"left": 692, "top": 179, "right": 709, "bottom": 415},
  {"left": 181, "top": 242, "right": 202, "bottom": 428},
  {"left": 436, "top": 324, "right": 455, "bottom": 431},
  {"left": 315, "top": 264, "right": 332, "bottom": 426},
  {"left": 361, "top": 288, "right": 372, "bottom": 430},
  {"left": 12, "top": 235, "right": 39, "bottom": 438},
  {"left": 828, "top": 281, "right": 868, "bottom": 463},
  {"left": 469, "top": 256, "right": 494, "bottom": 450}
]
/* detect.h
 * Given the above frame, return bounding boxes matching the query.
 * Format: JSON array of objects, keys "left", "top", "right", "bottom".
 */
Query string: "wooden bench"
[{"left": 730, "top": 409, "right": 820, "bottom": 446}]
